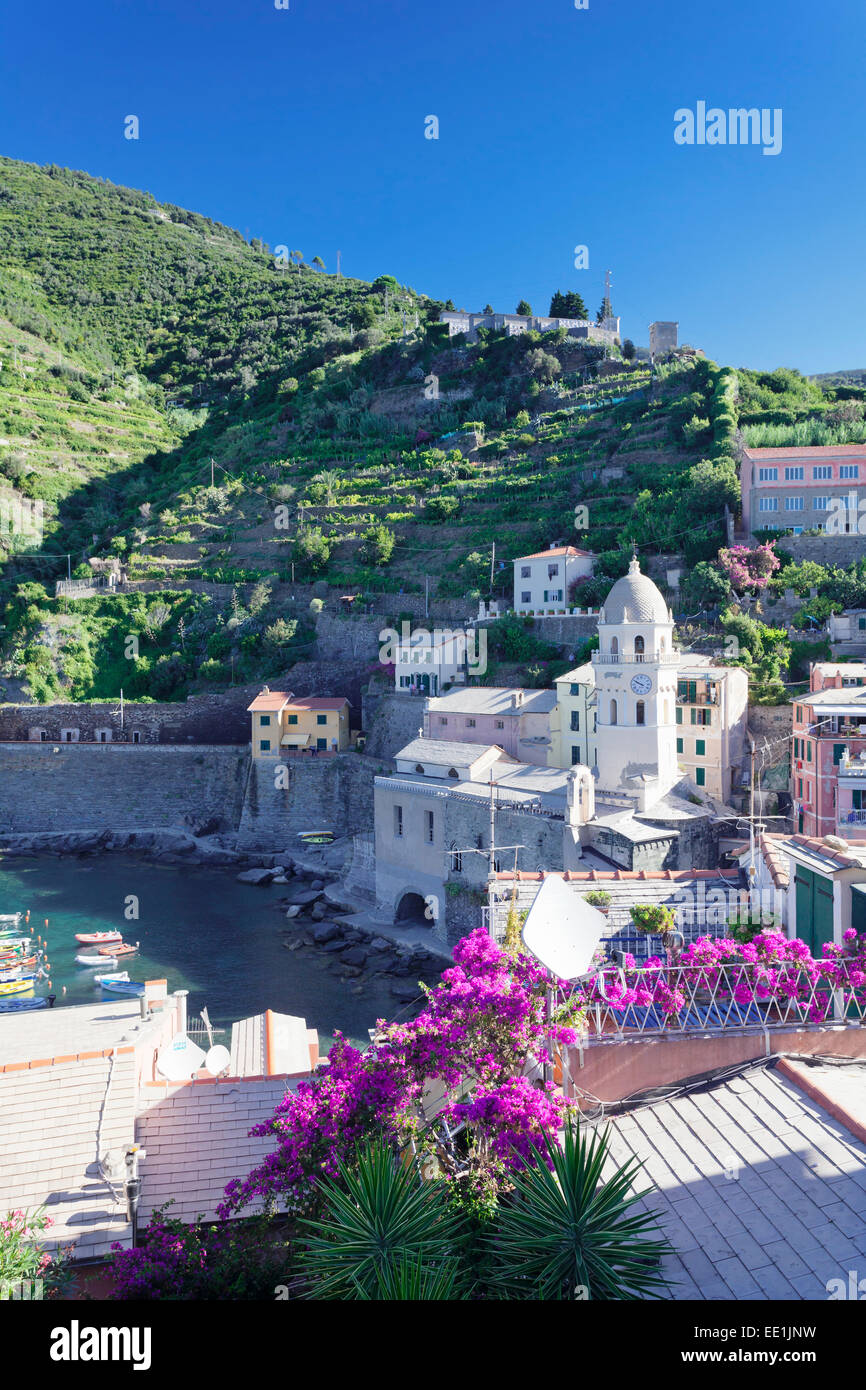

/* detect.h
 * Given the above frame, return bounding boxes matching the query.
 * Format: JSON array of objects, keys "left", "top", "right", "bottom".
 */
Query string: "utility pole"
[
  {"left": 488, "top": 773, "right": 497, "bottom": 879},
  {"left": 336, "top": 250, "right": 341, "bottom": 278},
  {"left": 489, "top": 541, "right": 495, "bottom": 596},
  {"left": 210, "top": 458, "right": 215, "bottom": 488},
  {"left": 425, "top": 574, "right": 429, "bottom": 619}
]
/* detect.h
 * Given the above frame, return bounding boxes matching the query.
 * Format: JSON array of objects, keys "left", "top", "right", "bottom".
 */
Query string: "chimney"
[{"left": 512, "top": 691, "right": 523, "bottom": 708}]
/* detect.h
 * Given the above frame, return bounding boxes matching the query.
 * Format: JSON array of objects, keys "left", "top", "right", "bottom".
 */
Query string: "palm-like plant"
[
  {"left": 299, "top": 1142, "right": 468, "bottom": 1300},
  {"left": 487, "top": 1119, "right": 672, "bottom": 1300}
]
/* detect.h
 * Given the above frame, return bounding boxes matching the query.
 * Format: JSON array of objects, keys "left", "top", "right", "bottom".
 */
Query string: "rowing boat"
[
  {"left": 99, "top": 979, "right": 145, "bottom": 997},
  {"left": 74, "top": 931, "right": 123, "bottom": 946},
  {"left": 76, "top": 953, "right": 108, "bottom": 966},
  {"left": 0, "top": 996, "right": 53, "bottom": 1015},
  {"left": 98, "top": 942, "right": 139, "bottom": 958},
  {"left": 0, "top": 976, "right": 37, "bottom": 996}
]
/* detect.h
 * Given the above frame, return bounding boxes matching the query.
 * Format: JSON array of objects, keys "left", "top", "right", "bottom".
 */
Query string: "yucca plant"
[
  {"left": 299, "top": 1142, "right": 469, "bottom": 1300},
  {"left": 486, "top": 1119, "right": 672, "bottom": 1300}
]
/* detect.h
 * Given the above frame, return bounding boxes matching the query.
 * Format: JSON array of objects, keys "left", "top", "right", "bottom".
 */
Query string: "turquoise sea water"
[{"left": 0, "top": 856, "right": 398, "bottom": 1046}]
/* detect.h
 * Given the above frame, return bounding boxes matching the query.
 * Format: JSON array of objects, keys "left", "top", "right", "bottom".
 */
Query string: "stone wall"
[
  {"left": 748, "top": 705, "right": 791, "bottom": 744},
  {"left": 0, "top": 690, "right": 264, "bottom": 745},
  {"left": 361, "top": 690, "right": 427, "bottom": 758},
  {"left": 779, "top": 535, "right": 866, "bottom": 567},
  {"left": 0, "top": 744, "right": 249, "bottom": 834},
  {"left": 236, "top": 752, "right": 382, "bottom": 851}
]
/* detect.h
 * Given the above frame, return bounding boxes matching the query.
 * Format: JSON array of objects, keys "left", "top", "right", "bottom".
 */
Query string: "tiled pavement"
[{"left": 600, "top": 1062, "right": 866, "bottom": 1300}]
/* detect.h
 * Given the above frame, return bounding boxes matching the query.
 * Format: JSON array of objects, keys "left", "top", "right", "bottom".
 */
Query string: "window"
[
  {"left": 571, "top": 746, "right": 581, "bottom": 765},
  {"left": 841, "top": 465, "right": 860, "bottom": 479},
  {"left": 636, "top": 701, "right": 645, "bottom": 726},
  {"left": 676, "top": 737, "right": 683, "bottom": 753},
  {"left": 758, "top": 467, "right": 778, "bottom": 481},
  {"left": 785, "top": 496, "right": 804, "bottom": 511},
  {"left": 466, "top": 718, "right": 476, "bottom": 728},
  {"left": 570, "top": 683, "right": 581, "bottom": 696},
  {"left": 634, "top": 635, "right": 645, "bottom": 655},
  {"left": 691, "top": 708, "right": 711, "bottom": 726},
  {"left": 450, "top": 849, "right": 462, "bottom": 872},
  {"left": 425, "top": 810, "right": 435, "bottom": 844},
  {"left": 610, "top": 699, "right": 618, "bottom": 725},
  {"left": 520, "top": 566, "right": 530, "bottom": 578},
  {"left": 260, "top": 739, "right": 271, "bottom": 751},
  {"left": 798, "top": 779, "right": 803, "bottom": 797},
  {"left": 758, "top": 498, "right": 778, "bottom": 512},
  {"left": 132, "top": 731, "right": 141, "bottom": 744},
  {"left": 439, "top": 716, "right": 448, "bottom": 725},
  {"left": 495, "top": 720, "right": 504, "bottom": 730},
  {"left": 521, "top": 591, "right": 531, "bottom": 603},
  {"left": 678, "top": 679, "right": 697, "bottom": 703},
  {"left": 806, "top": 741, "right": 812, "bottom": 762},
  {"left": 548, "top": 564, "right": 559, "bottom": 578},
  {"left": 676, "top": 707, "right": 683, "bottom": 724},
  {"left": 695, "top": 767, "right": 706, "bottom": 787},
  {"left": 833, "top": 744, "right": 846, "bottom": 765},
  {"left": 813, "top": 465, "right": 832, "bottom": 480},
  {"left": 288, "top": 714, "right": 298, "bottom": 725},
  {"left": 260, "top": 714, "right": 271, "bottom": 726},
  {"left": 316, "top": 738, "right": 327, "bottom": 750},
  {"left": 860, "top": 619, "right": 866, "bottom": 631},
  {"left": 610, "top": 636, "right": 619, "bottom": 655},
  {"left": 570, "top": 710, "right": 580, "bottom": 731},
  {"left": 784, "top": 466, "right": 804, "bottom": 480},
  {"left": 695, "top": 739, "right": 705, "bottom": 756},
  {"left": 394, "top": 806, "right": 403, "bottom": 837},
  {"left": 814, "top": 497, "right": 830, "bottom": 511},
  {"left": 316, "top": 714, "right": 327, "bottom": 725}
]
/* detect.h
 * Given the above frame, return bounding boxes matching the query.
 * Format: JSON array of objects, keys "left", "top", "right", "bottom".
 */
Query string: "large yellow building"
[{"left": 247, "top": 688, "right": 350, "bottom": 758}]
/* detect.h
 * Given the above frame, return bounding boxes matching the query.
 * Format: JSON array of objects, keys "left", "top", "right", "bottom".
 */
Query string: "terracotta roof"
[
  {"left": 494, "top": 868, "right": 735, "bottom": 882},
  {"left": 784, "top": 833, "right": 866, "bottom": 870},
  {"left": 247, "top": 690, "right": 292, "bottom": 712},
  {"left": 738, "top": 833, "right": 791, "bottom": 889},
  {"left": 743, "top": 445, "right": 866, "bottom": 459},
  {"left": 517, "top": 546, "right": 591, "bottom": 560},
  {"left": 282, "top": 698, "right": 348, "bottom": 711}
]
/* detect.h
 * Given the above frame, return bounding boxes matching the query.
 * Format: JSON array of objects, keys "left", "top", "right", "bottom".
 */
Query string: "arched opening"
[
  {"left": 660, "top": 636, "right": 666, "bottom": 653},
  {"left": 415, "top": 763, "right": 425, "bottom": 774},
  {"left": 634, "top": 634, "right": 645, "bottom": 656},
  {"left": 610, "top": 698, "right": 618, "bottom": 726},
  {"left": 610, "top": 636, "right": 619, "bottom": 655},
  {"left": 395, "top": 892, "right": 429, "bottom": 925},
  {"left": 447, "top": 767, "right": 459, "bottom": 779},
  {"left": 664, "top": 699, "right": 670, "bottom": 723},
  {"left": 636, "top": 700, "right": 645, "bottom": 726}
]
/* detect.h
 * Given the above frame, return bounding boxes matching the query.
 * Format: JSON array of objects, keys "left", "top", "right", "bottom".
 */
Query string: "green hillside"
[{"left": 1, "top": 154, "right": 863, "bottom": 704}]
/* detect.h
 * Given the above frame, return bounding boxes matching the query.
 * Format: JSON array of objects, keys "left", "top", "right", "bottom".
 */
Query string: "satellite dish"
[
  {"left": 204, "top": 1044, "right": 232, "bottom": 1076},
  {"left": 156, "top": 1032, "right": 207, "bottom": 1081},
  {"left": 521, "top": 875, "right": 607, "bottom": 981}
]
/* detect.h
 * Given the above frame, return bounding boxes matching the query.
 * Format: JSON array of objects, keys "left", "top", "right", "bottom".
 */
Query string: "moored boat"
[
  {"left": 98, "top": 942, "right": 139, "bottom": 958},
  {"left": 0, "top": 975, "right": 37, "bottom": 996},
  {"left": 0, "top": 953, "right": 38, "bottom": 972},
  {"left": 76, "top": 953, "right": 107, "bottom": 966},
  {"left": 93, "top": 971, "right": 130, "bottom": 986},
  {"left": 74, "top": 931, "right": 123, "bottom": 946},
  {"left": 99, "top": 979, "right": 145, "bottom": 997},
  {"left": 0, "top": 995, "right": 53, "bottom": 1015},
  {"left": 0, "top": 913, "right": 22, "bottom": 926}
]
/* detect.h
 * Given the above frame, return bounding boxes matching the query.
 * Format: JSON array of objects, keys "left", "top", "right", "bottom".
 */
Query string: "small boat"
[
  {"left": 74, "top": 931, "right": 123, "bottom": 946},
  {"left": 0, "top": 937, "right": 30, "bottom": 951},
  {"left": 98, "top": 942, "right": 139, "bottom": 958},
  {"left": 0, "top": 975, "right": 37, "bottom": 996},
  {"left": 93, "top": 971, "right": 130, "bottom": 986},
  {"left": 99, "top": 979, "right": 145, "bottom": 998},
  {"left": 76, "top": 953, "right": 107, "bottom": 966},
  {"left": 0, "top": 995, "right": 54, "bottom": 1015},
  {"left": 296, "top": 830, "right": 335, "bottom": 845},
  {"left": 0, "top": 953, "right": 38, "bottom": 971},
  {"left": 0, "top": 913, "right": 22, "bottom": 925}
]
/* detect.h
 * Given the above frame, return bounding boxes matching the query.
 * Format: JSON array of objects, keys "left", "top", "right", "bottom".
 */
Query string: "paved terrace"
[{"left": 601, "top": 1062, "right": 866, "bottom": 1300}]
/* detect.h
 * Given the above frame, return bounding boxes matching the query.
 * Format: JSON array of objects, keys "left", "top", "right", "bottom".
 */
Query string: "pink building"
[
  {"left": 423, "top": 687, "right": 557, "bottom": 766},
  {"left": 740, "top": 444, "right": 866, "bottom": 536},
  {"left": 793, "top": 663, "right": 866, "bottom": 837}
]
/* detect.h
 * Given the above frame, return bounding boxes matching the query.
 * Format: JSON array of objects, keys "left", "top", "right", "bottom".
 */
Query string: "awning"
[{"left": 281, "top": 733, "right": 310, "bottom": 747}]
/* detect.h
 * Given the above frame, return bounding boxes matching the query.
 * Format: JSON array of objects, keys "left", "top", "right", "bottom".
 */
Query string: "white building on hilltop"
[
  {"left": 593, "top": 556, "right": 680, "bottom": 807},
  {"left": 513, "top": 545, "right": 594, "bottom": 614}
]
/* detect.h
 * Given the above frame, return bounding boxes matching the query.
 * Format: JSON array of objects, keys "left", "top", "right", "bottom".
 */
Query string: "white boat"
[
  {"left": 0, "top": 913, "right": 22, "bottom": 926},
  {"left": 76, "top": 953, "right": 107, "bottom": 966},
  {"left": 93, "top": 971, "right": 130, "bottom": 986}
]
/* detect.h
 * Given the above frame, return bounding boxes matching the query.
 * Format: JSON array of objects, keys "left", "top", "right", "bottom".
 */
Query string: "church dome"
[{"left": 600, "top": 558, "right": 670, "bottom": 624}]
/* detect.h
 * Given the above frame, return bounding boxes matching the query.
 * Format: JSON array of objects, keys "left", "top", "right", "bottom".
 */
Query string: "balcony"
[
  {"left": 839, "top": 809, "right": 866, "bottom": 825},
  {"left": 592, "top": 651, "right": 680, "bottom": 666}
]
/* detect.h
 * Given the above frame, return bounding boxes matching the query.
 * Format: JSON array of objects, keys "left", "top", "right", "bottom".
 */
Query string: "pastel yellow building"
[{"left": 247, "top": 688, "right": 350, "bottom": 758}]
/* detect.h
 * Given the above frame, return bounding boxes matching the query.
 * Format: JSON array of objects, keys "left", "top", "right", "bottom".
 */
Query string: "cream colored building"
[
  {"left": 548, "top": 663, "right": 597, "bottom": 769},
  {"left": 248, "top": 688, "right": 350, "bottom": 758}
]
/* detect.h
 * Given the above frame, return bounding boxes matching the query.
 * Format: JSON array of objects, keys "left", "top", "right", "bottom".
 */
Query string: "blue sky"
[{"left": 1, "top": 0, "right": 863, "bottom": 373}]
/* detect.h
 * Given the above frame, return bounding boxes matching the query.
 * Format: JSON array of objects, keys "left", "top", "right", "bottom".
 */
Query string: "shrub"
[{"left": 109, "top": 1206, "right": 292, "bottom": 1301}]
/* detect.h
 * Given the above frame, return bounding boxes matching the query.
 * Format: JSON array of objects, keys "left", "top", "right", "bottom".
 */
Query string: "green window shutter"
[
  {"left": 675, "top": 707, "right": 682, "bottom": 725},
  {"left": 676, "top": 737, "right": 683, "bottom": 754},
  {"left": 690, "top": 708, "right": 697, "bottom": 725},
  {"left": 695, "top": 739, "right": 705, "bottom": 756},
  {"left": 834, "top": 743, "right": 845, "bottom": 765},
  {"left": 695, "top": 767, "right": 705, "bottom": 786},
  {"left": 806, "top": 742, "right": 812, "bottom": 762}
]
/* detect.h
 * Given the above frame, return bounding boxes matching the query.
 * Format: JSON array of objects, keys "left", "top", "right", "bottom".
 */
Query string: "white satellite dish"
[
  {"left": 156, "top": 1032, "right": 207, "bottom": 1081},
  {"left": 204, "top": 1044, "right": 232, "bottom": 1077},
  {"left": 521, "top": 875, "right": 607, "bottom": 980}
]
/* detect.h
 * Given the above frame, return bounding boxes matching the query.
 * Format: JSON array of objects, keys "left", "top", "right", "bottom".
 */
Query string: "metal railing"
[
  {"left": 573, "top": 958, "right": 866, "bottom": 1041},
  {"left": 839, "top": 810, "right": 866, "bottom": 824},
  {"left": 592, "top": 651, "right": 680, "bottom": 666}
]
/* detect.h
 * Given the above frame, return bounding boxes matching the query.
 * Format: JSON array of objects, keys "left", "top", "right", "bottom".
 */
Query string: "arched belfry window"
[
  {"left": 610, "top": 636, "right": 618, "bottom": 655},
  {"left": 660, "top": 636, "right": 666, "bottom": 653},
  {"left": 636, "top": 701, "right": 645, "bottom": 726},
  {"left": 610, "top": 699, "right": 618, "bottom": 725},
  {"left": 634, "top": 635, "right": 645, "bottom": 655}
]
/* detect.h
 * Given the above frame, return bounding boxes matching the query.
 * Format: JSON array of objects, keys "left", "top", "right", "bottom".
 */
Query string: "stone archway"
[{"left": 395, "top": 891, "right": 429, "bottom": 924}]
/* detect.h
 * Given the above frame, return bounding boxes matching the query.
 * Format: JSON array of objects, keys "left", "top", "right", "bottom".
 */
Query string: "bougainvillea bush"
[
  {"left": 110, "top": 1207, "right": 292, "bottom": 1301},
  {"left": 220, "top": 930, "right": 577, "bottom": 1220}
]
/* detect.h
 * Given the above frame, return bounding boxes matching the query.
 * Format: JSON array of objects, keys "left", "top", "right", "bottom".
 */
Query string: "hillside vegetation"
[{"left": 0, "top": 154, "right": 862, "bottom": 704}]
